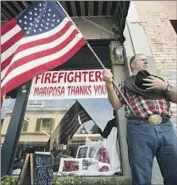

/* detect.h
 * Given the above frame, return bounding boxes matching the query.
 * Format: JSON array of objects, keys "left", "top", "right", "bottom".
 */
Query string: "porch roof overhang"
[{"left": 1, "top": 1, "right": 130, "bottom": 31}]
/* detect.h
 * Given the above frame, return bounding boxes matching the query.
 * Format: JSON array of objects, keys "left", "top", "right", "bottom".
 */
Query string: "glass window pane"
[
  {"left": 22, "top": 119, "right": 29, "bottom": 132},
  {"left": 6, "top": 69, "right": 122, "bottom": 177},
  {"left": 1, "top": 98, "right": 16, "bottom": 148}
]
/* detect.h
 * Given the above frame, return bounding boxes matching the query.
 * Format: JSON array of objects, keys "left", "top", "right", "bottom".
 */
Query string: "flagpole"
[
  {"left": 86, "top": 43, "right": 135, "bottom": 116},
  {"left": 57, "top": 2, "right": 136, "bottom": 116}
]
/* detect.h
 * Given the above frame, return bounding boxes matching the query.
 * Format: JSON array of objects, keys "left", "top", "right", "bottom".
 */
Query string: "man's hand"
[
  {"left": 102, "top": 69, "right": 122, "bottom": 109},
  {"left": 102, "top": 69, "right": 113, "bottom": 84},
  {"left": 143, "top": 76, "right": 167, "bottom": 91}
]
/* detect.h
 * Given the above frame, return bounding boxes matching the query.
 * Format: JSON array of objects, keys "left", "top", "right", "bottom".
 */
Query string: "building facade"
[
  {"left": 120, "top": 2, "right": 177, "bottom": 184},
  {"left": 1, "top": 105, "right": 102, "bottom": 153},
  {"left": 1, "top": 1, "right": 176, "bottom": 183},
  {"left": 1, "top": 105, "right": 67, "bottom": 150},
  {"left": 1, "top": 1, "right": 129, "bottom": 176},
  {"left": 134, "top": 1, "right": 177, "bottom": 129}
]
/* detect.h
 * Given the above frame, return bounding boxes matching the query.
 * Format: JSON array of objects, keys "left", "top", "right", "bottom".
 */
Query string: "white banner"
[{"left": 29, "top": 69, "right": 107, "bottom": 100}]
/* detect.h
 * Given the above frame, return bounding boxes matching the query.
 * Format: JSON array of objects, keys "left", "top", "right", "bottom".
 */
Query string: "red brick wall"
[{"left": 134, "top": 1, "right": 177, "bottom": 129}]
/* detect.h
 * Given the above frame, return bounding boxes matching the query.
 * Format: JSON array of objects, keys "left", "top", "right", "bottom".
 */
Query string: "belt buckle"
[{"left": 148, "top": 114, "right": 162, "bottom": 125}]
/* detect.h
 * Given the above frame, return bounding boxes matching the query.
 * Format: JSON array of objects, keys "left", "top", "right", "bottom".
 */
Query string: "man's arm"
[
  {"left": 102, "top": 69, "right": 123, "bottom": 110},
  {"left": 106, "top": 83, "right": 122, "bottom": 110},
  {"left": 166, "top": 85, "right": 177, "bottom": 103},
  {"left": 143, "top": 76, "right": 177, "bottom": 103}
]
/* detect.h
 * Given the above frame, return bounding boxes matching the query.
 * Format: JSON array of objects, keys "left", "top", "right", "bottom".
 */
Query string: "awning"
[{"left": 1, "top": 1, "right": 130, "bottom": 23}]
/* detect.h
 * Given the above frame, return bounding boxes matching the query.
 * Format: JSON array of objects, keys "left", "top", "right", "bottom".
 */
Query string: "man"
[{"left": 102, "top": 53, "right": 177, "bottom": 185}]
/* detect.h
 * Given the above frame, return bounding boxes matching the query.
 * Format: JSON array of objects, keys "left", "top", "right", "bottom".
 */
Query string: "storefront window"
[
  {"left": 2, "top": 42, "right": 122, "bottom": 177},
  {"left": 8, "top": 68, "right": 122, "bottom": 177}
]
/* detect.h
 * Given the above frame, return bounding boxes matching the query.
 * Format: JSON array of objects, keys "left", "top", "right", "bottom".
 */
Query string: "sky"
[{"left": 2, "top": 97, "right": 114, "bottom": 131}]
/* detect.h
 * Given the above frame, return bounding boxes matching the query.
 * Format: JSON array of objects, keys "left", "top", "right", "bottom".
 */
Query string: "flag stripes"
[
  {"left": 1, "top": 2, "right": 86, "bottom": 99},
  {"left": 59, "top": 101, "right": 92, "bottom": 145}
]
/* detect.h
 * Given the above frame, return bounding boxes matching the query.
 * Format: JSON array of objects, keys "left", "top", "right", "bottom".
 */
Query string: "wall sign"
[{"left": 29, "top": 69, "right": 107, "bottom": 99}]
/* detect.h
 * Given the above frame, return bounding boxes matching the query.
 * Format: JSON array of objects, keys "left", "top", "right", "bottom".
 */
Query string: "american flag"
[
  {"left": 1, "top": 1, "right": 86, "bottom": 98},
  {"left": 59, "top": 100, "right": 92, "bottom": 145}
]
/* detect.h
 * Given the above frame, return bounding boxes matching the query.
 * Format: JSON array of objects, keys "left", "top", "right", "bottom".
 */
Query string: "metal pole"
[
  {"left": 86, "top": 43, "right": 136, "bottom": 116},
  {"left": 81, "top": 17, "right": 115, "bottom": 35},
  {"left": 1, "top": 82, "right": 31, "bottom": 176},
  {"left": 57, "top": 2, "right": 136, "bottom": 116}
]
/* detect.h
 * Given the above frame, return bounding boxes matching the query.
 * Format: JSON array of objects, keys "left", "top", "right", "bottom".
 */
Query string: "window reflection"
[
  {"left": 21, "top": 118, "right": 29, "bottom": 132},
  {"left": 35, "top": 118, "right": 54, "bottom": 133},
  {"left": 2, "top": 97, "right": 122, "bottom": 176},
  {"left": 1, "top": 98, "right": 16, "bottom": 146},
  {"left": 77, "top": 146, "right": 88, "bottom": 158}
]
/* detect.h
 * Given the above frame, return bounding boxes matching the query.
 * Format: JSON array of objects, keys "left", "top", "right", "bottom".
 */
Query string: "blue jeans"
[{"left": 127, "top": 119, "right": 177, "bottom": 185}]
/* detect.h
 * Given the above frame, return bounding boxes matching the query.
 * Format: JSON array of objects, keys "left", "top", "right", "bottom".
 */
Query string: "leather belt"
[{"left": 127, "top": 114, "right": 169, "bottom": 125}]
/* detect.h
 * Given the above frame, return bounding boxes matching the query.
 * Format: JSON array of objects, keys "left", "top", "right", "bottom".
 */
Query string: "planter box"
[{"left": 1, "top": 176, "right": 131, "bottom": 185}]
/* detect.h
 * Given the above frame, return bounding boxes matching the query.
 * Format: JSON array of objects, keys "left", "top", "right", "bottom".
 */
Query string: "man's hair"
[{"left": 130, "top": 53, "right": 145, "bottom": 69}]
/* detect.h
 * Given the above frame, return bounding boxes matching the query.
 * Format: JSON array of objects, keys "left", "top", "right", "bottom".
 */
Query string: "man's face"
[{"left": 134, "top": 55, "right": 148, "bottom": 72}]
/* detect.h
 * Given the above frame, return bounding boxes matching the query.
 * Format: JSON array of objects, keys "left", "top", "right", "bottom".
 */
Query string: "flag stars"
[{"left": 18, "top": 3, "right": 64, "bottom": 36}]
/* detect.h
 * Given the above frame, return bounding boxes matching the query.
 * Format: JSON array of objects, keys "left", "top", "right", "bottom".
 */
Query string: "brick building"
[
  {"left": 134, "top": 1, "right": 177, "bottom": 129},
  {"left": 127, "top": 2, "right": 177, "bottom": 184}
]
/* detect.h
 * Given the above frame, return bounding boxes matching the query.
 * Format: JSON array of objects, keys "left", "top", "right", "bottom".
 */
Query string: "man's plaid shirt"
[{"left": 116, "top": 81, "right": 172, "bottom": 118}]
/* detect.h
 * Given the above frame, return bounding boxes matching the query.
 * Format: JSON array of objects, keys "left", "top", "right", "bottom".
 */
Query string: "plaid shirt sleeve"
[{"left": 115, "top": 81, "right": 126, "bottom": 105}]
